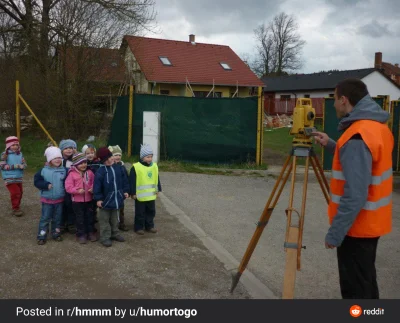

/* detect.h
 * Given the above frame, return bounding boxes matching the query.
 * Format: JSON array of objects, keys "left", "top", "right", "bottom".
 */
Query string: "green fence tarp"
[
  {"left": 392, "top": 101, "right": 400, "bottom": 172},
  {"left": 108, "top": 94, "right": 259, "bottom": 164},
  {"left": 322, "top": 97, "right": 384, "bottom": 170}
]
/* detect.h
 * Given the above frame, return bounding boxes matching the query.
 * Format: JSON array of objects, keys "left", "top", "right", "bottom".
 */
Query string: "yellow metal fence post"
[
  {"left": 16, "top": 80, "right": 20, "bottom": 140},
  {"left": 256, "top": 86, "right": 262, "bottom": 165},
  {"left": 127, "top": 85, "right": 134, "bottom": 158}
]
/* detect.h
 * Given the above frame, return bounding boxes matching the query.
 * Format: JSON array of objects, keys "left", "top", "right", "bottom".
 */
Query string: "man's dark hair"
[{"left": 335, "top": 78, "right": 369, "bottom": 106}]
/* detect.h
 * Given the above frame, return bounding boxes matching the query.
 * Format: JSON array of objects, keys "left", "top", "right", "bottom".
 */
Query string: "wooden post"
[
  {"left": 16, "top": 80, "right": 20, "bottom": 140},
  {"left": 127, "top": 85, "right": 134, "bottom": 157}
]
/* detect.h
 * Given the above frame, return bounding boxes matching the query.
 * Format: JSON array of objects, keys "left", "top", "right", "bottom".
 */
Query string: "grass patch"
[
  {"left": 263, "top": 125, "right": 324, "bottom": 165},
  {"left": 0, "top": 132, "right": 267, "bottom": 176},
  {"left": 157, "top": 159, "right": 265, "bottom": 176}
]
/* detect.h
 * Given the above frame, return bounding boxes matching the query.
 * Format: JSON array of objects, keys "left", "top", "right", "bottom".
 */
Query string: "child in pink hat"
[{"left": 0, "top": 136, "right": 27, "bottom": 216}]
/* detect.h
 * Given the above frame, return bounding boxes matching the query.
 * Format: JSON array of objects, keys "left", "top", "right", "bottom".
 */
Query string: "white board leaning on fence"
[{"left": 143, "top": 111, "right": 161, "bottom": 163}]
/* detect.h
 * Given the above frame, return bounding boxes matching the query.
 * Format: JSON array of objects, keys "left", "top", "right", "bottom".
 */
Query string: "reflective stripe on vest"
[
  {"left": 133, "top": 162, "right": 158, "bottom": 202},
  {"left": 330, "top": 192, "right": 392, "bottom": 211},
  {"left": 332, "top": 167, "right": 393, "bottom": 185},
  {"left": 328, "top": 119, "right": 393, "bottom": 238}
]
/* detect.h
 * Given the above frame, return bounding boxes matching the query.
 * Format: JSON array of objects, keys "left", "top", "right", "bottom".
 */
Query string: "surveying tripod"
[{"left": 230, "top": 99, "right": 331, "bottom": 299}]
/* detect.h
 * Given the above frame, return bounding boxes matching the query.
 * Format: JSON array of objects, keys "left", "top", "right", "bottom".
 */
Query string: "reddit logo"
[{"left": 350, "top": 305, "right": 362, "bottom": 318}]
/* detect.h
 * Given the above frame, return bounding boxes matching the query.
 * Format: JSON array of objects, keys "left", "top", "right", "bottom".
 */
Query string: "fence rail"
[{"left": 264, "top": 97, "right": 324, "bottom": 117}]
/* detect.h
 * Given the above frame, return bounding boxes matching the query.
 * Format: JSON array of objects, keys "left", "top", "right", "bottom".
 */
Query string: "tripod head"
[{"left": 290, "top": 98, "right": 317, "bottom": 147}]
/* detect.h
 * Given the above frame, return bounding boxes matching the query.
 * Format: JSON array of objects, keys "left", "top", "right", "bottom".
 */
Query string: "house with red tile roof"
[
  {"left": 374, "top": 52, "right": 400, "bottom": 85},
  {"left": 120, "top": 34, "right": 264, "bottom": 98}
]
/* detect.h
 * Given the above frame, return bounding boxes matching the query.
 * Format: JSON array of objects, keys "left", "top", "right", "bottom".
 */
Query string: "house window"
[
  {"left": 160, "top": 90, "right": 170, "bottom": 95},
  {"left": 159, "top": 56, "right": 172, "bottom": 66},
  {"left": 111, "top": 62, "right": 118, "bottom": 67},
  {"left": 193, "top": 91, "right": 222, "bottom": 98},
  {"left": 280, "top": 95, "right": 291, "bottom": 101},
  {"left": 304, "top": 94, "right": 310, "bottom": 98},
  {"left": 220, "top": 62, "right": 231, "bottom": 70}
]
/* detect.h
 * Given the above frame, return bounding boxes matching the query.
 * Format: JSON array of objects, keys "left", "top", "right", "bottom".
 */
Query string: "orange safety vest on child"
[{"left": 328, "top": 119, "right": 393, "bottom": 238}]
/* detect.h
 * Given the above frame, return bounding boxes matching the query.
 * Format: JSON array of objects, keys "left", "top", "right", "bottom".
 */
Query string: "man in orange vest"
[{"left": 313, "top": 78, "right": 393, "bottom": 299}]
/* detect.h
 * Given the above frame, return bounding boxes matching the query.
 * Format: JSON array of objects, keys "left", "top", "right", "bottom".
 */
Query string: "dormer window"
[
  {"left": 220, "top": 62, "right": 231, "bottom": 70},
  {"left": 159, "top": 56, "right": 172, "bottom": 66}
]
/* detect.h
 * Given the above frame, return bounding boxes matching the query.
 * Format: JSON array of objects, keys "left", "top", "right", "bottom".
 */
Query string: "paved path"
[{"left": 159, "top": 171, "right": 400, "bottom": 299}]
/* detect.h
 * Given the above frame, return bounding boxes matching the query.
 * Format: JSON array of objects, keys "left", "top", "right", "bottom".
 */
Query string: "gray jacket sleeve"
[
  {"left": 325, "top": 137, "right": 372, "bottom": 247},
  {"left": 325, "top": 138, "right": 336, "bottom": 154}
]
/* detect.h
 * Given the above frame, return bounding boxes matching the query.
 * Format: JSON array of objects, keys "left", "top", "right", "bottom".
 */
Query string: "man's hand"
[
  {"left": 48, "top": 184, "right": 53, "bottom": 190},
  {"left": 124, "top": 193, "right": 129, "bottom": 198},
  {"left": 311, "top": 131, "right": 330, "bottom": 147},
  {"left": 325, "top": 241, "right": 336, "bottom": 249},
  {"left": 97, "top": 201, "right": 103, "bottom": 208},
  {"left": 78, "top": 188, "right": 85, "bottom": 194}
]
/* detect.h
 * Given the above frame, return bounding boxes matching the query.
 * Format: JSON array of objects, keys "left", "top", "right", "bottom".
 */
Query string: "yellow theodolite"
[
  {"left": 230, "top": 97, "right": 330, "bottom": 299},
  {"left": 290, "top": 98, "right": 317, "bottom": 147}
]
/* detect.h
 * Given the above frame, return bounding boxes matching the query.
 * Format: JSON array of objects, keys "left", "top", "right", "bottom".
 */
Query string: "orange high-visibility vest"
[{"left": 328, "top": 120, "right": 394, "bottom": 238}]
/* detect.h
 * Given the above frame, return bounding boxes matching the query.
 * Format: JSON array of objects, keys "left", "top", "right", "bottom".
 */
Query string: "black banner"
[{"left": 0, "top": 300, "right": 397, "bottom": 323}]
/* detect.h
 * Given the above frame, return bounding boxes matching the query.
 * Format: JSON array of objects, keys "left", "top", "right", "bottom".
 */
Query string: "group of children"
[{"left": 0, "top": 136, "right": 162, "bottom": 247}]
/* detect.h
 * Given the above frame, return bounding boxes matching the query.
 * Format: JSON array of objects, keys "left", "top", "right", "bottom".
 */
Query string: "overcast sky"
[{"left": 146, "top": 0, "right": 400, "bottom": 74}]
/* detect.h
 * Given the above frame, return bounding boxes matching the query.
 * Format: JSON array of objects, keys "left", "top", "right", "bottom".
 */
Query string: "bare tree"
[
  {"left": 0, "top": 0, "right": 156, "bottom": 137},
  {"left": 253, "top": 12, "right": 305, "bottom": 77}
]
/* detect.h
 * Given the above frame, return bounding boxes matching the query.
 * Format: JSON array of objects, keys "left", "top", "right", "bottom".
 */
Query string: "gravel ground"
[
  {"left": 160, "top": 171, "right": 400, "bottom": 299},
  {"left": 0, "top": 173, "right": 251, "bottom": 299}
]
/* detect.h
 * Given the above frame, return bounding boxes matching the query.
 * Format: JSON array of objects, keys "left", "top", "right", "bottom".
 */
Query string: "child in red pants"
[{"left": 0, "top": 136, "right": 27, "bottom": 216}]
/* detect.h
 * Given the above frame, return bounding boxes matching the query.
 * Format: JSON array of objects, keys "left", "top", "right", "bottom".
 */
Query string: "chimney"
[
  {"left": 189, "top": 34, "right": 195, "bottom": 43},
  {"left": 395, "top": 63, "right": 399, "bottom": 68},
  {"left": 374, "top": 52, "right": 382, "bottom": 69}
]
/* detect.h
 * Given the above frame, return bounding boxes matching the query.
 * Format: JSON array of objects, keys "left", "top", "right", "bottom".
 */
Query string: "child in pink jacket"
[{"left": 65, "top": 152, "right": 96, "bottom": 244}]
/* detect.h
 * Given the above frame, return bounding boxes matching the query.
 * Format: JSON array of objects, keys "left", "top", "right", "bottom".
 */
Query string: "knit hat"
[
  {"left": 140, "top": 144, "right": 153, "bottom": 159},
  {"left": 97, "top": 147, "right": 113, "bottom": 164},
  {"left": 72, "top": 152, "right": 87, "bottom": 166},
  {"left": 44, "top": 146, "right": 62, "bottom": 163},
  {"left": 108, "top": 145, "right": 122, "bottom": 156},
  {"left": 5, "top": 136, "right": 19, "bottom": 151},
  {"left": 82, "top": 144, "right": 96, "bottom": 154},
  {"left": 59, "top": 139, "right": 77, "bottom": 151}
]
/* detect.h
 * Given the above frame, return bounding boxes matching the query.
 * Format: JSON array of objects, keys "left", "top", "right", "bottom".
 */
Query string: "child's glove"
[{"left": 97, "top": 201, "right": 103, "bottom": 208}]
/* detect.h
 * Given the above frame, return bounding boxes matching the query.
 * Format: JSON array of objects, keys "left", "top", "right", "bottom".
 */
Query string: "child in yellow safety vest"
[{"left": 129, "top": 144, "right": 162, "bottom": 235}]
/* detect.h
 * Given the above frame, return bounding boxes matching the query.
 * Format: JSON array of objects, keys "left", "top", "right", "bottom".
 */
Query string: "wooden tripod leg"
[
  {"left": 310, "top": 156, "right": 330, "bottom": 204},
  {"left": 282, "top": 156, "right": 298, "bottom": 299},
  {"left": 296, "top": 156, "right": 310, "bottom": 271},
  {"left": 230, "top": 154, "right": 292, "bottom": 293}
]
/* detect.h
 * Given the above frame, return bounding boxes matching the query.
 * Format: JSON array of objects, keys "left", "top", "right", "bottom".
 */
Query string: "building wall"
[
  {"left": 124, "top": 48, "right": 149, "bottom": 93},
  {"left": 361, "top": 71, "right": 400, "bottom": 100},
  {"left": 272, "top": 90, "right": 334, "bottom": 99},
  {"left": 149, "top": 83, "right": 253, "bottom": 97}
]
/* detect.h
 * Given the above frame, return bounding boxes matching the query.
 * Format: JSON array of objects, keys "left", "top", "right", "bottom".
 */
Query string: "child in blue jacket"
[
  {"left": 93, "top": 147, "right": 130, "bottom": 247},
  {"left": 34, "top": 147, "right": 66, "bottom": 245}
]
